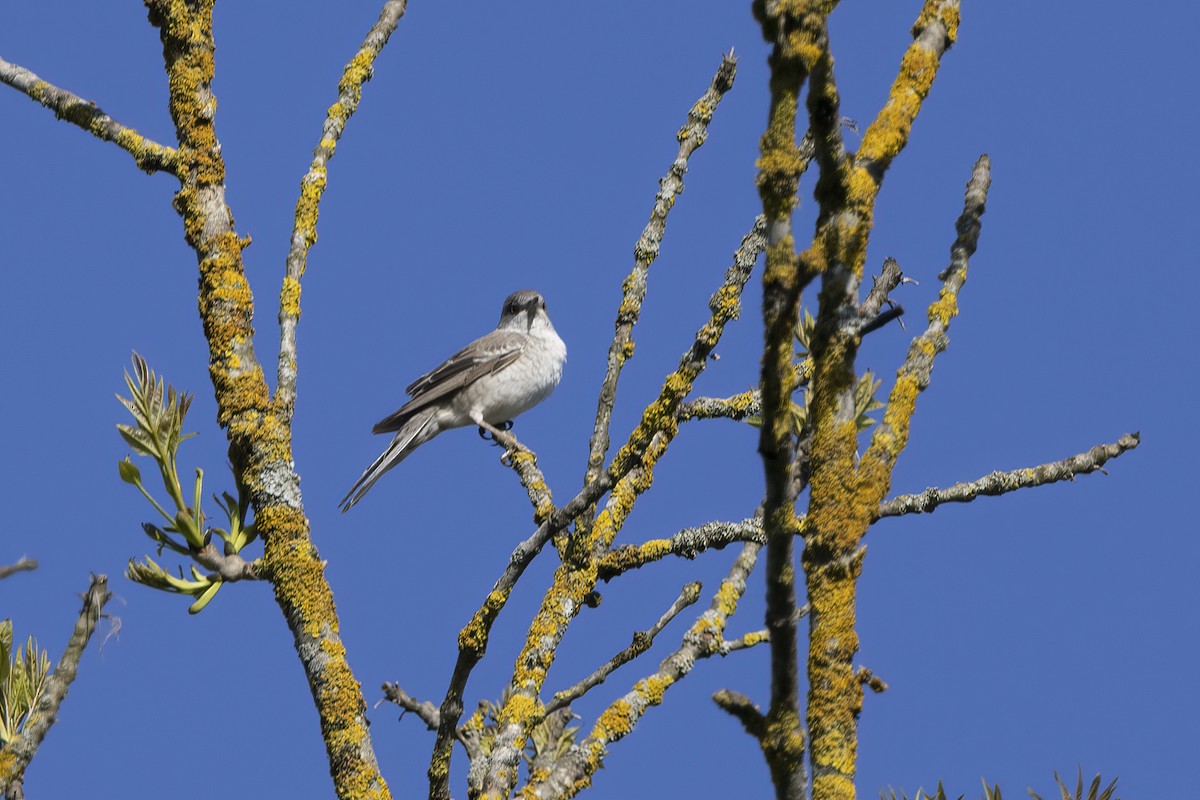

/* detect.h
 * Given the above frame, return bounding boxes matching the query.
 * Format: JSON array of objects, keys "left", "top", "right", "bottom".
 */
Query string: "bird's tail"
[{"left": 339, "top": 410, "right": 440, "bottom": 512}]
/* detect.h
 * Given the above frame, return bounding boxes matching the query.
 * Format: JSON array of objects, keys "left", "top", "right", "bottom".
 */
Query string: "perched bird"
[{"left": 339, "top": 289, "right": 566, "bottom": 511}]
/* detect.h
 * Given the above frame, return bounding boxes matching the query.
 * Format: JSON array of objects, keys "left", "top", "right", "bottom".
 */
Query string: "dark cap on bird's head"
[{"left": 500, "top": 289, "right": 547, "bottom": 320}]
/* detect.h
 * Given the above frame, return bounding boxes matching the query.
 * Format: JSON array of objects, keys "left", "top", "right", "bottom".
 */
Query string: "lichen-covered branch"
[
  {"left": 276, "top": 0, "right": 409, "bottom": 423},
  {"left": 582, "top": 52, "right": 738, "bottom": 490},
  {"left": 474, "top": 215, "right": 766, "bottom": 800},
  {"left": 480, "top": 426, "right": 556, "bottom": 525},
  {"left": 0, "top": 56, "right": 179, "bottom": 175},
  {"left": 877, "top": 433, "right": 1140, "bottom": 521},
  {"left": 545, "top": 582, "right": 702, "bottom": 715},
  {"left": 855, "top": 0, "right": 960, "bottom": 183},
  {"left": 0, "top": 575, "right": 110, "bottom": 798},
  {"left": 790, "top": 7, "right": 961, "bottom": 799},
  {"left": 427, "top": 473, "right": 614, "bottom": 799},
  {"left": 519, "top": 541, "right": 761, "bottom": 800},
  {"left": 597, "top": 518, "right": 764, "bottom": 581},
  {"left": 859, "top": 154, "right": 989, "bottom": 491},
  {"left": 0, "top": 560, "right": 37, "bottom": 581},
  {"left": 677, "top": 390, "right": 762, "bottom": 423},
  {"left": 141, "top": 1, "right": 392, "bottom": 796},
  {"left": 752, "top": 3, "right": 832, "bottom": 797}
]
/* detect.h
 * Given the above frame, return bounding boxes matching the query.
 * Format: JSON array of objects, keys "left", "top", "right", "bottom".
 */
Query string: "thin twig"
[
  {"left": 857, "top": 305, "right": 905, "bottom": 337},
  {"left": 545, "top": 582, "right": 702, "bottom": 715},
  {"left": 481, "top": 425, "right": 556, "bottom": 524},
  {"left": 0, "top": 575, "right": 110, "bottom": 797},
  {"left": 275, "top": 0, "right": 409, "bottom": 423},
  {"left": 597, "top": 518, "right": 764, "bottom": 581},
  {"left": 519, "top": 541, "right": 762, "bottom": 800},
  {"left": 380, "top": 683, "right": 441, "bottom": 731},
  {"left": 719, "top": 628, "right": 773, "bottom": 655},
  {"left": 861, "top": 154, "right": 990, "bottom": 479},
  {"left": 856, "top": 259, "right": 910, "bottom": 338},
  {"left": 0, "top": 559, "right": 38, "bottom": 580},
  {"left": 712, "top": 689, "right": 766, "bottom": 740},
  {"left": 594, "top": 431, "right": 1139, "bottom": 588},
  {"left": 581, "top": 51, "right": 738, "bottom": 490},
  {"left": 858, "top": 258, "right": 906, "bottom": 321},
  {"left": 0, "top": 56, "right": 179, "bottom": 174},
  {"left": 877, "top": 433, "right": 1141, "bottom": 520},
  {"left": 855, "top": 667, "right": 888, "bottom": 694}
]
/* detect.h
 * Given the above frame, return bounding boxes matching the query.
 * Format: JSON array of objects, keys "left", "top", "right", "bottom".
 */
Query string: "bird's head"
[{"left": 497, "top": 289, "right": 553, "bottom": 333}]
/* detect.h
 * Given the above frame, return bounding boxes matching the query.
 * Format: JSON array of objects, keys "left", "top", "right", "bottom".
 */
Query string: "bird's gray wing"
[{"left": 372, "top": 330, "right": 526, "bottom": 434}]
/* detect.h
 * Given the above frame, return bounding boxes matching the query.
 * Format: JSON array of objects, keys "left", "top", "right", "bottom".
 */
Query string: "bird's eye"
[{"left": 539, "top": 299, "right": 546, "bottom": 310}]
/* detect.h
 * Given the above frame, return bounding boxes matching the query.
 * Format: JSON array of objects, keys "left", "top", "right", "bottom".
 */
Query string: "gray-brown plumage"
[{"left": 340, "top": 290, "right": 565, "bottom": 511}]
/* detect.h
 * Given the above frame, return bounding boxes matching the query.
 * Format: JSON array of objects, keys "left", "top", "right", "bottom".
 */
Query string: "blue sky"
[{"left": 1, "top": 2, "right": 1195, "bottom": 798}]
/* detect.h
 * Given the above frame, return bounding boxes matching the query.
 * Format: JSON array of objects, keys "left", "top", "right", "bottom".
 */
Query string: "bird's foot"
[{"left": 477, "top": 420, "right": 514, "bottom": 445}]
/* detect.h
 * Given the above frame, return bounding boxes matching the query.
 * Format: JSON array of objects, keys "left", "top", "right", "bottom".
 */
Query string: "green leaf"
[
  {"left": 187, "top": 580, "right": 222, "bottom": 614},
  {"left": 854, "top": 371, "right": 885, "bottom": 431},
  {"left": 0, "top": 625, "right": 51, "bottom": 744},
  {"left": 174, "top": 509, "right": 203, "bottom": 549},
  {"left": 117, "top": 424, "right": 156, "bottom": 458},
  {"left": 140, "top": 522, "right": 190, "bottom": 556},
  {"left": 0, "top": 620, "right": 12, "bottom": 685},
  {"left": 794, "top": 308, "right": 816, "bottom": 356}
]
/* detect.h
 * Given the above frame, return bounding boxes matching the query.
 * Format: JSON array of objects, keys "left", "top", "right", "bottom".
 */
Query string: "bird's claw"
[{"left": 477, "top": 421, "right": 514, "bottom": 446}]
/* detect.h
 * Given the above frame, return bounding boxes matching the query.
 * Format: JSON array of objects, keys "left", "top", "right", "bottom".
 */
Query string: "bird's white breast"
[{"left": 453, "top": 325, "right": 565, "bottom": 426}]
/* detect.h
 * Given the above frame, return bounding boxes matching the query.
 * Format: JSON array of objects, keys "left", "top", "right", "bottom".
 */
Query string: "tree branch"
[
  {"left": 427, "top": 472, "right": 614, "bottom": 798},
  {"left": 0, "top": 559, "right": 38, "bottom": 581},
  {"left": 597, "top": 518, "right": 764, "bottom": 581},
  {"left": 474, "top": 212, "right": 766, "bottom": 800},
  {"left": 190, "top": 542, "right": 260, "bottom": 582},
  {"left": 752, "top": 5, "right": 835, "bottom": 798},
  {"left": 0, "top": 56, "right": 179, "bottom": 175},
  {"left": 855, "top": 667, "right": 888, "bottom": 694},
  {"left": 142, "top": 2, "right": 393, "bottom": 796},
  {"left": 545, "top": 582, "right": 702, "bottom": 715},
  {"left": 858, "top": 257, "right": 906, "bottom": 322},
  {"left": 712, "top": 689, "right": 766, "bottom": 740},
  {"left": 380, "top": 683, "right": 442, "bottom": 731},
  {"left": 275, "top": 0, "right": 409, "bottom": 423},
  {"left": 581, "top": 51, "right": 738, "bottom": 490},
  {"left": 860, "top": 154, "right": 990, "bottom": 485},
  {"left": 877, "top": 433, "right": 1141, "bottom": 520},
  {"left": 479, "top": 425, "right": 556, "bottom": 524},
  {"left": 677, "top": 390, "right": 762, "bottom": 423},
  {"left": 0, "top": 575, "right": 110, "bottom": 797},
  {"left": 519, "top": 541, "right": 762, "bottom": 800}
]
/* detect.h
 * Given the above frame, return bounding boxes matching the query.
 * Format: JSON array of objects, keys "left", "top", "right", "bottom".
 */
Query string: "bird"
[{"left": 339, "top": 289, "right": 566, "bottom": 511}]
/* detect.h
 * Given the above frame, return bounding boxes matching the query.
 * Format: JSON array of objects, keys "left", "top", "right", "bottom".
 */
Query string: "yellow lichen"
[
  {"left": 458, "top": 587, "right": 511, "bottom": 651},
  {"left": 927, "top": 286, "right": 959, "bottom": 326},
  {"left": 593, "top": 699, "right": 635, "bottom": 741},
  {"left": 280, "top": 276, "right": 302, "bottom": 318},
  {"left": 812, "top": 774, "right": 855, "bottom": 800},
  {"left": 636, "top": 674, "right": 674, "bottom": 706}
]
